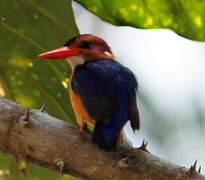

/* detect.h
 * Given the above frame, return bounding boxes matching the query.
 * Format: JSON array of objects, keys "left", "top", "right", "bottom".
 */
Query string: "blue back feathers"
[{"left": 71, "top": 59, "right": 139, "bottom": 151}]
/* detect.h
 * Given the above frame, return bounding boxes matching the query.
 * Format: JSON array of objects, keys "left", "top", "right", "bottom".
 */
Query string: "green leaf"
[
  {"left": 0, "top": 0, "right": 79, "bottom": 179},
  {"left": 28, "top": 163, "right": 59, "bottom": 180},
  {"left": 75, "top": 0, "right": 205, "bottom": 41},
  {"left": 0, "top": 0, "right": 78, "bottom": 122},
  {"left": 28, "top": 163, "right": 80, "bottom": 180},
  {"left": 0, "top": 153, "right": 11, "bottom": 170}
]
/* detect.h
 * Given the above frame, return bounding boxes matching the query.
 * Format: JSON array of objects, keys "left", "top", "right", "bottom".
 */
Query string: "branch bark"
[{"left": 0, "top": 96, "right": 204, "bottom": 180}]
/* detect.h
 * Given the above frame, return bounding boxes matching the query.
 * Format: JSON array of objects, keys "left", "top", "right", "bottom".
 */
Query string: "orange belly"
[{"left": 69, "top": 87, "right": 96, "bottom": 130}]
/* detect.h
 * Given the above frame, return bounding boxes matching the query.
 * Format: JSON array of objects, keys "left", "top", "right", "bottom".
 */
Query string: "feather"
[{"left": 71, "top": 59, "right": 139, "bottom": 150}]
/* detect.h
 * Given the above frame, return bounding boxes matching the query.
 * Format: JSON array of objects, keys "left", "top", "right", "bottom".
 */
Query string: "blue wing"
[{"left": 71, "top": 59, "right": 139, "bottom": 150}]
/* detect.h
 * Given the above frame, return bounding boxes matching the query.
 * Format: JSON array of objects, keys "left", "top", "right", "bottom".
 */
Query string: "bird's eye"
[{"left": 78, "top": 41, "right": 91, "bottom": 49}]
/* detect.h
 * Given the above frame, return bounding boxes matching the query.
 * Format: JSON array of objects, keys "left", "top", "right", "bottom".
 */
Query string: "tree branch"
[{"left": 0, "top": 97, "right": 204, "bottom": 180}]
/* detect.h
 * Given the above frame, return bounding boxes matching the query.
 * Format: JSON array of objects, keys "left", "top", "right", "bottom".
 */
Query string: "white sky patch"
[{"left": 73, "top": 2, "right": 205, "bottom": 172}]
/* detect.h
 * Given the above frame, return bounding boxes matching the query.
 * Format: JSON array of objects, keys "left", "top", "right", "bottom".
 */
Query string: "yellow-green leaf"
[
  {"left": 0, "top": 0, "right": 78, "bottom": 122},
  {"left": 75, "top": 0, "right": 205, "bottom": 41}
]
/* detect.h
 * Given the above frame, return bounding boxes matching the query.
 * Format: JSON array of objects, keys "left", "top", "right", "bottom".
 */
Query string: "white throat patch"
[{"left": 66, "top": 56, "right": 85, "bottom": 70}]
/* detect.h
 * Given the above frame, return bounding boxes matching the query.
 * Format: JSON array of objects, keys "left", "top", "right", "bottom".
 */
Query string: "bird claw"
[{"left": 78, "top": 124, "right": 91, "bottom": 133}]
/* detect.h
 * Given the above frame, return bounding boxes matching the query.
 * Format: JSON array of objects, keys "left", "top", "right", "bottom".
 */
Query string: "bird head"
[{"left": 38, "top": 34, "right": 115, "bottom": 69}]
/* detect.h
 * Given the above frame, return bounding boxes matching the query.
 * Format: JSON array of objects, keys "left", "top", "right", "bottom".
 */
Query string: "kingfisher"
[{"left": 38, "top": 34, "right": 140, "bottom": 151}]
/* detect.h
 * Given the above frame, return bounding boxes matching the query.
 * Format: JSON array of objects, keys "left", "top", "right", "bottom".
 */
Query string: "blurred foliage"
[
  {"left": 0, "top": 0, "right": 78, "bottom": 179},
  {"left": 75, "top": 0, "right": 205, "bottom": 41},
  {"left": 0, "top": 0, "right": 78, "bottom": 122},
  {"left": 0, "top": 154, "right": 79, "bottom": 180}
]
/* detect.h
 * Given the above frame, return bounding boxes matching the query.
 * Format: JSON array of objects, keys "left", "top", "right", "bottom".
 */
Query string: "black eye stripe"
[{"left": 78, "top": 41, "right": 91, "bottom": 49}]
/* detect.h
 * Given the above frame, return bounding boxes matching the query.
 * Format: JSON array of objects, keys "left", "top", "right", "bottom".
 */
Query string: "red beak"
[{"left": 37, "top": 46, "right": 87, "bottom": 59}]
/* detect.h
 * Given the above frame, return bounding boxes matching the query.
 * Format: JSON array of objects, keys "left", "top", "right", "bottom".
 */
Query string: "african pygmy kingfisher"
[{"left": 38, "top": 34, "right": 140, "bottom": 151}]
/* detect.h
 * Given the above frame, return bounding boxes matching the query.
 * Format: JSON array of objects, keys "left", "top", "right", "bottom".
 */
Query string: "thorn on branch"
[
  {"left": 118, "top": 156, "right": 136, "bottom": 168},
  {"left": 19, "top": 108, "right": 30, "bottom": 127},
  {"left": 55, "top": 158, "right": 65, "bottom": 176},
  {"left": 25, "top": 108, "right": 30, "bottom": 121},
  {"left": 118, "top": 157, "right": 130, "bottom": 168},
  {"left": 189, "top": 160, "right": 197, "bottom": 175},
  {"left": 138, "top": 140, "right": 149, "bottom": 152},
  {"left": 198, "top": 166, "right": 201, "bottom": 173},
  {"left": 39, "top": 103, "right": 46, "bottom": 112}
]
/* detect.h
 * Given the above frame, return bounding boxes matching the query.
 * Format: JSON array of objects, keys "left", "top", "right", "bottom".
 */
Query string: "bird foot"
[{"left": 78, "top": 124, "right": 91, "bottom": 133}]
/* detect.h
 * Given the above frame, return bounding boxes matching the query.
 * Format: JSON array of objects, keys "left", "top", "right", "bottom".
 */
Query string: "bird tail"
[
  {"left": 92, "top": 108, "right": 128, "bottom": 151},
  {"left": 92, "top": 78, "right": 128, "bottom": 151},
  {"left": 91, "top": 122, "right": 118, "bottom": 151}
]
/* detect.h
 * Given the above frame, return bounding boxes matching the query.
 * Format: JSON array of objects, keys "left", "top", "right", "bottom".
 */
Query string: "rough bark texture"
[{"left": 0, "top": 96, "right": 204, "bottom": 180}]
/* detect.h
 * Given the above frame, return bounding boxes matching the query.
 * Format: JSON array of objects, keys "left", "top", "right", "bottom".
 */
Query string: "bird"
[{"left": 38, "top": 34, "right": 140, "bottom": 151}]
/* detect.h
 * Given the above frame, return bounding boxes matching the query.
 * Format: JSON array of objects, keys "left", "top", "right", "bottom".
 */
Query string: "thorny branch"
[{"left": 0, "top": 97, "right": 204, "bottom": 180}]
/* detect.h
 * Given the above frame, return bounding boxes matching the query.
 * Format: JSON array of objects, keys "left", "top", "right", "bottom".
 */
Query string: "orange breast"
[
  {"left": 69, "top": 86, "right": 96, "bottom": 129},
  {"left": 69, "top": 78, "right": 122, "bottom": 142}
]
